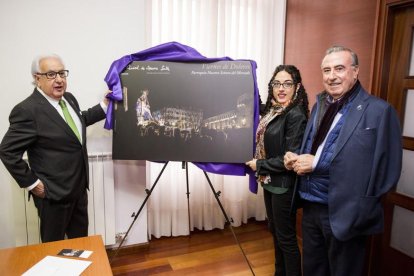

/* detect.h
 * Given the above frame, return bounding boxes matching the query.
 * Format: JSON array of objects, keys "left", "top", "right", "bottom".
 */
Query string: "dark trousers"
[
  {"left": 264, "top": 188, "right": 301, "bottom": 276},
  {"left": 33, "top": 190, "right": 88, "bottom": 242},
  {"left": 302, "top": 201, "right": 368, "bottom": 276}
]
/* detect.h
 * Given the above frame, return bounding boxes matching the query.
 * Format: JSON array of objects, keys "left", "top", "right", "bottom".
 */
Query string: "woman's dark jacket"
[{"left": 256, "top": 105, "right": 307, "bottom": 190}]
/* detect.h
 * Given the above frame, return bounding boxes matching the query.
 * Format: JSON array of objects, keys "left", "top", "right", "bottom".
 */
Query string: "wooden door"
[{"left": 371, "top": 1, "right": 414, "bottom": 275}]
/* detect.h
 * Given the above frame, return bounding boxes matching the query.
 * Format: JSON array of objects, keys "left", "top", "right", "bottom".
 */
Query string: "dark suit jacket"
[
  {"left": 0, "top": 88, "right": 106, "bottom": 201},
  {"left": 256, "top": 105, "right": 307, "bottom": 189},
  {"left": 299, "top": 86, "right": 402, "bottom": 241}
]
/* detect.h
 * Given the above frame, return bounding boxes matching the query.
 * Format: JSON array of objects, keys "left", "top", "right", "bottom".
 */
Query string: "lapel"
[
  {"left": 300, "top": 96, "right": 321, "bottom": 153},
  {"left": 32, "top": 89, "right": 68, "bottom": 132},
  {"left": 331, "top": 88, "right": 370, "bottom": 160},
  {"left": 32, "top": 89, "right": 83, "bottom": 144}
]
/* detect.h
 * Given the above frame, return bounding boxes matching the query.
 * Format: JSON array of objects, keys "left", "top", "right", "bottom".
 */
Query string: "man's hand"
[
  {"left": 103, "top": 90, "right": 112, "bottom": 106},
  {"left": 31, "top": 181, "right": 45, "bottom": 198},
  {"left": 293, "top": 154, "right": 314, "bottom": 175}
]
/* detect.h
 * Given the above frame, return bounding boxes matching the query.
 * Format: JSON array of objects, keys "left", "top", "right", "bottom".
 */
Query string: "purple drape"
[{"left": 104, "top": 41, "right": 259, "bottom": 193}]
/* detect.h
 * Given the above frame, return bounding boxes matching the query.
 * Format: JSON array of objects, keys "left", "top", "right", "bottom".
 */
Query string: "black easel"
[
  {"left": 183, "top": 161, "right": 191, "bottom": 233},
  {"left": 109, "top": 161, "right": 255, "bottom": 275}
]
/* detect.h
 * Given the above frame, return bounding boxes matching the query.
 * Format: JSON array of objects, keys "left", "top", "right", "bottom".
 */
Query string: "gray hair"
[
  {"left": 324, "top": 46, "right": 359, "bottom": 66},
  {"left": 31, "top": 54, "right": 65, "bottom": 85}
]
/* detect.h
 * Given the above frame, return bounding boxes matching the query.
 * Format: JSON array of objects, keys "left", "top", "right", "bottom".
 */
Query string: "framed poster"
[{"left": 113, "top": 60, "right": 255, "bottom": 163}]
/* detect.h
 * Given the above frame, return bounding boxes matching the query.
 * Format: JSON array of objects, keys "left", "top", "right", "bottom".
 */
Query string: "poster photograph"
[{"left": 113, "top": 60, "right": 255, "bottom": 163}]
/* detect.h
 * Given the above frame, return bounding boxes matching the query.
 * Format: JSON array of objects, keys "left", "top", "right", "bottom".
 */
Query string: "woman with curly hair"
[{"left": 246, "top": 65, "right": 309, "bottom": 276}]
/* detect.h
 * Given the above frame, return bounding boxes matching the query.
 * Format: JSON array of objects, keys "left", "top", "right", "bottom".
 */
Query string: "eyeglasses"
[
  {"left": 36, "top": 70, "right": 69, "bottom": 79},
  {"left": 271, "top": 81, "right": 294, "bottom": 89}
]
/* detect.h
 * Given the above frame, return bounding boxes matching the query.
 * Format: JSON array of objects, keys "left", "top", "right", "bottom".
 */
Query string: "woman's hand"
[
  {"left": 284, "top": 151, "right": 298, "bottom": 170},
  {"left": 245, "top": 159, "right": 257, "bottom": 171}
]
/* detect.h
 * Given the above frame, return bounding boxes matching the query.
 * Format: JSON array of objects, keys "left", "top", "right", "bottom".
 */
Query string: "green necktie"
[{"left": 59, "top": 100, "right": 81, "bottom": 142}]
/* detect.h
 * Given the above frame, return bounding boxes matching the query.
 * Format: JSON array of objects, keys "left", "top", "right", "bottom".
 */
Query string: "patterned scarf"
[{"left": 254, "top": 104, "right": 285, "bottom": 183}]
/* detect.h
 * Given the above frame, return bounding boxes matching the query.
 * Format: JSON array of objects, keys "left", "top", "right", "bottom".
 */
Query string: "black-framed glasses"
[
  {"left": 36, "top": 70, "right": 69, "bottom": 79},
  {"left": 271, "top": 81, "right": 294, "bottom": 89}
]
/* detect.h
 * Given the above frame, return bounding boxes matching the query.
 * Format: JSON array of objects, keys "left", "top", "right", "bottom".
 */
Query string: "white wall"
[{"left": 0, "top": 0, "right": 149, "bottom": 248}]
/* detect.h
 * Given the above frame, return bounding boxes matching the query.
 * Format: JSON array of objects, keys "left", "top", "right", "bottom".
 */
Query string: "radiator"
[{"left": 87, "top": 152, "right": 116, "bottom": 245}]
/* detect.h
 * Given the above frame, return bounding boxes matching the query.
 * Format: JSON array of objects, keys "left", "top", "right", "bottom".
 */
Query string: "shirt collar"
[{"left": 37, "top": 87, "right": 64, "bottom": 109}]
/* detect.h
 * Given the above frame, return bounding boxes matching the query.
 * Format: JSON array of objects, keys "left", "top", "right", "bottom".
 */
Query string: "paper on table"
[
  {"left": 22, "top": 255, "right": 92, "bottom": 276},
  {"left": 79, "top": 250, "right": 93, "bottom": 258}
]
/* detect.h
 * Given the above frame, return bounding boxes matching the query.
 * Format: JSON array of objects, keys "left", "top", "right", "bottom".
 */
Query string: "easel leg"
[
  {"left": 183, "top": 161, "right": 191, "bottom": 234},
  {"left": 203, "top": 171, "right": 256, "bottom": 276},
  {"left": 109, "top": 161, "right": 169, "bottom": 264}
]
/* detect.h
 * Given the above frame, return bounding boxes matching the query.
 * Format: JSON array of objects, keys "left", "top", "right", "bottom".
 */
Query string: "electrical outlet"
[{"left": 115, "top": 232, "right": 127, "bottom": 242}]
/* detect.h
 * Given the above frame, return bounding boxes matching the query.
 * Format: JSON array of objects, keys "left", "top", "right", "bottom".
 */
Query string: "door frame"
[
  {"left": 371, "top": 0, "right": 414, "bottom": 99},
  {"left": 370, "top": 0, "right": 414, "bottom": 275}
]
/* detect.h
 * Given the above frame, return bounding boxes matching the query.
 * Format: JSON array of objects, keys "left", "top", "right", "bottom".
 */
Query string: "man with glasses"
[
  {"left": 0, "top": 54, "right": 108, "bottom": 242},
  {"left": 284, "top": 46, "right": 402, "bottom": 276}
]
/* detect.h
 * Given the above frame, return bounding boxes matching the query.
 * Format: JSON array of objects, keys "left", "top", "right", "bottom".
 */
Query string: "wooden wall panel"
[{"left": 284, "top": 0, "right": 378, "bottom": 107}]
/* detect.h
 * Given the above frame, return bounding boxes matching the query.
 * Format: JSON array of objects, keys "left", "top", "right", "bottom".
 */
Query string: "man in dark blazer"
[
  {"left": 0, "top": 54, "right": 108, "bottom": 242},
  {"left": 284, "top": 46, "right": 402, "bottom": 276}
]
